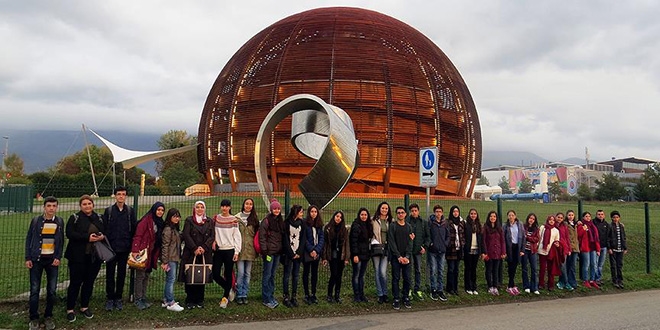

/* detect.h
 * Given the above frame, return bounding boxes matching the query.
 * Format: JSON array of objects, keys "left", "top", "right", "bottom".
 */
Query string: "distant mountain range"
[{"left": 2, "top": 129, "right": 591, "bottom": 176}]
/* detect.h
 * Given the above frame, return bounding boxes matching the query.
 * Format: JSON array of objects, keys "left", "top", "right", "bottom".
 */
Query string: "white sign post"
[{"left": 419, "top": 147, "right": 438, "bottom": 218}]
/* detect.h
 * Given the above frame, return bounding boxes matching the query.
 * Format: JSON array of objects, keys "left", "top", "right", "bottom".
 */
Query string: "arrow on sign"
[{"left": 422, "top": 171, "right": 434, "bottom": 177}]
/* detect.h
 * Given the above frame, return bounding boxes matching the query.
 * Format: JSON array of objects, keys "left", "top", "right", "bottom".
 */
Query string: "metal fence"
[{"left": 1, "top": 185, "right": 657, "bottom": 304}]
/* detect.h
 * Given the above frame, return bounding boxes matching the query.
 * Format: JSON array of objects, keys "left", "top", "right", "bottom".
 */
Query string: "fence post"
[
  {"left": 496, "top": 197, "right": 502, "bottom": 223},
  {"left": 284, "top": 189, "right": 290, "bottom": 219},
  {"left": 404, "top": 194, "right": 410, "bottom": 212},
  {"left": 645, "top": 202, "right": 651, "bottom": 274},
  {"left": 577, "top": 199, "right": 583, "bottom": 220},
  {"left": 129, "top": 185, "right": 140, "bottom": 303}
]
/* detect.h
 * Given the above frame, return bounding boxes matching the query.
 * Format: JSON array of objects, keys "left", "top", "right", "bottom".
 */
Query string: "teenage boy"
[
  {"left": 427, "top": 205, "right": 449, "bottom": 301},
  {"left": 406, "top": 203, "right": 430, "bottom": 301},
  {"left": 102, "top": 186, "right": 136, "bottom": 311},
  {"left": 593, "top": 209, "right": 610, "bottom": 286},
  {"left": 388, "top": 206, "right": 413, "bottom": 310},
  {"left": 25, "top": 196, "right": 64, "bottom": 330},
  {"left": 607, "top": 210, "right": 627, "bottom": 288}
]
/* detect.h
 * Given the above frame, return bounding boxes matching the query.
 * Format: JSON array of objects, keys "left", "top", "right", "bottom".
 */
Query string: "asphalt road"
[{"left": 169, "top": 289, "right": 660, "bottom": 330}]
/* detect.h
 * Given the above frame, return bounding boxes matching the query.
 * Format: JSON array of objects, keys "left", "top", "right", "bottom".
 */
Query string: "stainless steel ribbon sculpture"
[{"left": 255, "top": 94, "right": 359, "bottom": 210}]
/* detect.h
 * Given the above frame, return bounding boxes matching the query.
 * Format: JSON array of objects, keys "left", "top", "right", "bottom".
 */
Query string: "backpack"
[{"left": 254, "top": 217, "right": 268, "bottom": 255}]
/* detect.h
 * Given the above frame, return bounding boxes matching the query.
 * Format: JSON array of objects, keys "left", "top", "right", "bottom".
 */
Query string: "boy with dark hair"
[
  {"left": 102, "top": 186, "right": 136, "bottom": 311},
  {"left": 607, "top": 210, "right": 627, "bottom": 288},
  {"left": 593, "top": 209, "right": 610, "bottom": 286},
  {"left": 406, "top": 203, "right": 430, "bottom": 300},
  {"left": 427, "top": 205, "right": 449, "bottom": 301},
  {"left": 25, "top": 196, "right": 64, "bottom": 330},
  {"left": 388, "top": 206, "right": 413, "bottom": 310}
]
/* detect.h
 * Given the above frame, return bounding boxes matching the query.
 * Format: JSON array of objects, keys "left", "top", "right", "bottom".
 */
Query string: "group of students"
[{"left": 24, "top": 193, "right": 629, "bottom": 330}]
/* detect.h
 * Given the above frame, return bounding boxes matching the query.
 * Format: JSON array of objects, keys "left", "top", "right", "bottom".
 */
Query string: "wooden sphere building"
[{"left": 198, "top": 7, "right": 482, "bottom": 197}]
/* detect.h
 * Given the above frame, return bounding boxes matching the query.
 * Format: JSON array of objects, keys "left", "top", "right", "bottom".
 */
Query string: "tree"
[
  {"left": 634, "top": 163, "right": 660, "bottom": 201},
  {"left": 498, "top": 176, "right": 512, "bottom": 194},
  {"left": 594, "top": 172, "right": 627, "bottom": 201},
  {"left": 548, "top": 180, "right": 562, "bottom": 197},
  {"left": 518, "top": 177, "right": 534, "bottom": 193},
  {"left": 154, "top": 130, "right": 203, "bottom": 192},
  {"left": 53, "top": 145, "right": 114, "bottom": 175},
  {"left": 3, "top": 153, "right": 25, "bottom": 177},
  {"left": 477, "top": 176, "right": 490, "bottom": 186},
  {"left": 577, "top": 183, "right": 593, "bottom": 201}
]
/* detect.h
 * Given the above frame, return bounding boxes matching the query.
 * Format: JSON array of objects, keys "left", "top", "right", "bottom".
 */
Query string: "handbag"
[
  {"left": 185, "top": 255, "right": 213, "bottom": 285},
  {"left": 94, "top": 237, "right": 116, "bottom": 263},
  {"left": 371, "top": 243, "right": 384, "bottom": 256},
  {"left": 128, "top": 248, "right": 148, "bottom": 269}
]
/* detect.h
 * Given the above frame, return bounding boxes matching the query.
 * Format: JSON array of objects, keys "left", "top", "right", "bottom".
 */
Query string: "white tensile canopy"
[{"left": 88, "top": 128, "right": 198, "bottom": 169}]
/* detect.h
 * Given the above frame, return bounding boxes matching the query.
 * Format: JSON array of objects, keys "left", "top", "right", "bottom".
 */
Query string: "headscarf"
[
  {"left": 448, "top": 205, "right": 461, "bottom": 225},
  {"left": 193, "top": 200, "right": 207, "bottom": 224}
]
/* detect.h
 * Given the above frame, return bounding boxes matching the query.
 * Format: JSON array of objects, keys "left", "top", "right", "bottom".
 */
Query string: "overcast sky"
[{"left": 1, "top": 0, "right": 659, "bottom": 162}]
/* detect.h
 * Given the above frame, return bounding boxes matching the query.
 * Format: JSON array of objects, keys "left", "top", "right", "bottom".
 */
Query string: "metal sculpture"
[{"left": 255, "top": 94, "right": 359, "bottom": 209}]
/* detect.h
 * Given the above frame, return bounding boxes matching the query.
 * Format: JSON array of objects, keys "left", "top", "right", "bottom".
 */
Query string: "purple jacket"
[{"left": 482, "top": 226, "right": 506, "bottom": 260}]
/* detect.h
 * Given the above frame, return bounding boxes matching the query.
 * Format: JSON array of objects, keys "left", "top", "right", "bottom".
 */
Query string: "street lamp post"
[{"left": 1, "top": 136, "right": 8, "bottom": 171}]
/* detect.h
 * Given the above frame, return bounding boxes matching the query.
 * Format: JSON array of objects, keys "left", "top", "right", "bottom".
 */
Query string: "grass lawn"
[{"left": 1, "top": 195, "right": 659, "bottom": 329}]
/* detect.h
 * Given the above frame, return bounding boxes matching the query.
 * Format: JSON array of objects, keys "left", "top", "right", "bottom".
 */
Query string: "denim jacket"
[{"left": 25, "top": 215, "right": 65, "bottom": 262}]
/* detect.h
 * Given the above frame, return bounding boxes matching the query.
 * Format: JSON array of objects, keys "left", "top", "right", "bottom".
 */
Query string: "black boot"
[{"left": 283, "top": 295, "right": 292, "bottom": 308}]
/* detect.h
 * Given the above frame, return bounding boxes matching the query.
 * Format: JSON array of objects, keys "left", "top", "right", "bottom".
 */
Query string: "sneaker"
[
  {"left": 304, "top": 295, "right": 312, "bottom": 305},
  {"left": 403, "top": 298, "right": 412, "bottom": 309},
  {"left": 229, "top": 288, "right": 236, "bottom": 302},
  {"left": 105, "top": 299, "right": 114, "bottom": 311},
  {"left": 283, "top": 298, "right": 292, "bottom": 308},
  {"left": 311, "top": 295, "right": 318, "bottom": 304},
  {"left": 291, "top": 298, "right": 299, "bottom": 307},
  {"left": 377, "top": 295, "right": 385, "bottom": 304},
  {"left": 81, "top": 308, "right": 94, "bottom": 319},
  {"left": 263, "top": 301, "right": 278, "bottom": 309},
  {"left": 494, "top": 288, "right": 500, "bottom": 295},
  {"left": 392, "top": 299, "right": 401, "bottom": 310},
  {"left": 196, "top": 303, "right": 204, "bottom": 309},
  {"left": 415, "top": 291, "right": 424, "bottom": 301},
  {"left": 166, "top": 302, "right": 184, "bottom": 312},
  {"left": 430, "top": 291, "right": 439, "bottom": 301},
  {"left": 161, "top": 301, "right": 168, "bottom": 308},
  {"left": 66, "top": 312, "right": 76, "bottom": 323},
  {"left": 590, "top": 281, "right": 600, "bottom": 289},
  {"left": 382, "top": 295, "right": 390, "bottom": 303},
  {"left": 44, "top": 317, "right": 55, "bottom": 330},
  {"left": 326, "top": 295, "right": 334, "bottom": 303},
  {"left": 219, "top": 297, "right": 229, "bottom": 309},
  {"left": 512, "top": 287, "right": 520, "bottom": 295},
  {"left": 334, "top": 296, "right": 343, "bottom": 304},
  {"left": 29, "top": 320, "right": 40, "bottom": 330},
  {"left": 524, "top": 288, "right": 531, "bottom": 294},
  {"left": 566, "top": 284, "right": 575, "bottom": 291},
  {"left": 506, "top": 287, "right": 514, "bottom": 295},
  {"left": 473, "top": 290, "right": 479, "bottom": 295},
  {"left": 556, "top": 282, "right": 564, "bottom": 290},
  {"left": 186, "top": 303, "right": 195, "bottom": 310},
  {"left": 114, "top": 299, "right": 123, "bottom": 311},
  {"left": 583, "top": 281, "right": 592, "bottom": 288},
  {"left": 236, "top": 297, "right": 244, "bottom": 305},
  {"left": 143, "top": 299, "right": 153, "bottom": 309},
  {"left": 135, "top": 299, "right": 147, "bottom": 310},
  {"left": 534, "top": 290, "right": 540, "bottom": 295},
  {"left": 438, "top": 291, "right": 448, "bottom": 302},
  {"left": 466, "top": 290, "right": 474, "bottom": 295},
  {"left": 360, "top": 295, "right": 369, "bottom": 303}
]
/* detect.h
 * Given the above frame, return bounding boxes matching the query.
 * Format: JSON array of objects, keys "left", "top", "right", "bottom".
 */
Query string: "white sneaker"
[
  {"left": 534, "top": 290, "right": 540, "bottom": 295},
  {"left": 466, "top": 290, "right": 474, "bottom": 295},
  {"left": 524, "top": 288, "right": 531, "bottom": 294},
  {"left": 219, "top": 297, "right": 229, "bottom": 309},
  {"left": 166, "top": 302, "right": 184, "bottom": 312},
  {"left": 473, "top": 290, "right": 478, "bottom": 295},
  {"left": 229, "top": 288, "right": 236, "bottom": 302},
  {"left": 161, "top": 301, "right": 168, "bottom": 308}
]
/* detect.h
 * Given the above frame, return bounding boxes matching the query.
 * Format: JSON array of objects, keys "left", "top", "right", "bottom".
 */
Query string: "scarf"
[
  {"left": 585, "top": 220, "right": 599, "bottom": 244},
  {"left": 193, "top": 200, "right": 206, "bottom": 224},
  {"left": 542, "top": 220, "right": 555, "bottom": 247}
]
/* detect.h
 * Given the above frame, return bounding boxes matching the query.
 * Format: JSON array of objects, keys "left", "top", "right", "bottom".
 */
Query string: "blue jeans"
[
  {"left": 427, "top": 252, "right": 445, "bottom": 292},
  {"left": 580, "top": 251, "right": 598, "bottom": 281},
  {"left": 596, "top": 247, "right": 608, "bottom": 281},
  {"left": 521, "top": 252, "right": 538, "bottom": 291},
  {"left": 352, "top": 260, "right": 368, "bottom": 298},
  {"left": 236, "top": 260, "right": 252, "bottom": 298},
  {"left": 391, "top": 260, "right": 410, "bottom": 300},
  {"left": 261, "top": 254, "right": 280, "bottom": 304},
  {"left": 29, "top": 260, "right": 59, "bottom": 320},
  {"left": 566, "top": 252, "right": 578, "bottom": 287},
  {"left": 283, "top": 258, "right": 301, "bottom": 297},
  {"left": 163, "top": 262, "right": 178, "bottom": 304},
  {"left": 372, "top": 255, "right": 388, "bottom": 297}
]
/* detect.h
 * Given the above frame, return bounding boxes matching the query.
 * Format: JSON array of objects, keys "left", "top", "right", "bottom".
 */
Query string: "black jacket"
[
  {"left": 103, "top": 204, "right": 136, "bottom": 253},
  {"left": 607, "top": 222, "right": 627, "bottom": 251},
  {"left": 428, "top": 215, "right": 449, "bottom": 254},
  {"left": 463, "top": 218, "right": 485, "bottom": 256},
  {"left": 350, "top": 219, "right": 371, "bottom": 261},
  {"left": 594, "top": 218, "right": 611, "bottom": 249},
  {"left": 64, "top": 211, "right": 105, "bottom": 263}
]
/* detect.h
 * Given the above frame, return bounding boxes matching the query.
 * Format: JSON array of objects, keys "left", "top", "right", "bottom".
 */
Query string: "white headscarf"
[{"left": 193, "top": 200, "right": 206, "bottom": 224}]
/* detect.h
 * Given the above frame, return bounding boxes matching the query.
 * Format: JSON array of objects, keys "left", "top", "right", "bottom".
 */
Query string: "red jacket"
[
  {"left": 557, "top": 224, "right": 571, "bottom": 257},
  {"left": 576, "top": 222, "right": 600, "bottom": 253},
  {"left": 132, "top": 216, "right": 159, "bottom": 269},
  {"left": 482, "top": 226, "right": 506, "bottom": 260}
]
